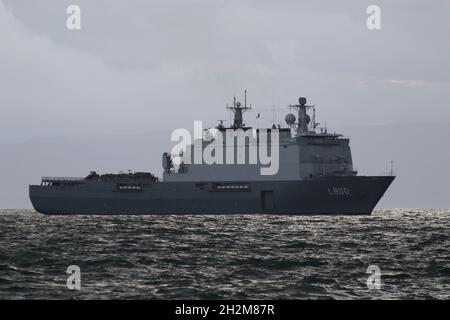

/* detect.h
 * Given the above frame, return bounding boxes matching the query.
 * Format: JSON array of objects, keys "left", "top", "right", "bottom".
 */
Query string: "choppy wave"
[{"left": 0, "top": 209, "right": 449, "bottom": 299}]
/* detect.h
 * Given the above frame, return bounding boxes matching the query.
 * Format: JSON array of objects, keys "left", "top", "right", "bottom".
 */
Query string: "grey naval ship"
[{"left": 30, "top": 96, "right": 395, "bottom": 215}]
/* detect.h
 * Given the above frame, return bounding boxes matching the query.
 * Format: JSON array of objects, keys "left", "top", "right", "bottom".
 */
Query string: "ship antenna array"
[
  {"left": 289, "top": 97, "right": 315, "bottom": 135},
  {"left": 245, "top": 90, "right": 247, "bottom": 108},
  {"left": 227, "top": 90, "right": 252, "bottom": 129},
  {"left": 310, "top": 106, "right": 320, "bottom": 131}
]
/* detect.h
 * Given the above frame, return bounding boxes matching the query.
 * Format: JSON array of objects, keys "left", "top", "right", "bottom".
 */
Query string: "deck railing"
[{"left": 41, "top": 177, "right": 84, "bottom": 182}]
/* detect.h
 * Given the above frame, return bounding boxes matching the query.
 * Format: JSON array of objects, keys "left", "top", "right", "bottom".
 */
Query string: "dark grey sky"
[{"left": 1, "top": 0, "right": 449, "bottom": 144}]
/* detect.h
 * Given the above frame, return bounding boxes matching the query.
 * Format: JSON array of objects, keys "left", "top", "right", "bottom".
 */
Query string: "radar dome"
[
  {"left": 299, "top": 97, "right": 307, "bottom": 105},
  {"left": 285, "top": 113, "right": 296, "bottom": 125},
  {"left": 236, "top": 101, "right": 241, "bottom": 107},
  {"left": 305, "top": 114, "right": 311, "bottom": 124}
]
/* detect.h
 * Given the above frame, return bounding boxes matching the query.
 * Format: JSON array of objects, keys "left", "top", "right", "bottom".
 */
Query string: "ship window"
[
  {"left": 117, "top": 183, "right": 142, "bottom": 191},
  {"left": 213, "top": 183, "right": 251, "bottom": 192}
]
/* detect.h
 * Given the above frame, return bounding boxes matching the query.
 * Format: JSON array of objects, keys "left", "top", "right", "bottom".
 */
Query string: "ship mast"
[
  {"left": 290, "top": 97, "right": 314, "bottom": 135},
  {"left": 227, "top": 90, "right": 251, "bottom": 129}
]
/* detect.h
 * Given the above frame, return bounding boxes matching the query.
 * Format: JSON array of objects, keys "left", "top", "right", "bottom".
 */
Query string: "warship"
[{"left": 29, "top": 95, "right": 394, "bottom": 215}]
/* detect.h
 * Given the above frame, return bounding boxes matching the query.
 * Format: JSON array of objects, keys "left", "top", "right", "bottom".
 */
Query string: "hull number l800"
[{"left": 328, "top": 187, "right": 350, "bottom": 195}]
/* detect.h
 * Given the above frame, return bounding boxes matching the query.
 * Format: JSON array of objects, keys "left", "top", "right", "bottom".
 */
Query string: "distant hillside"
[{"left": 1, "top": 123, "right": 449, "bottom": 209}]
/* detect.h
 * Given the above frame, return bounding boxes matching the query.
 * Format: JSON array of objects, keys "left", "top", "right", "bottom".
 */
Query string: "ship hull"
[{"left": 29, "top": 176, "right": 394, "bottom": 215}]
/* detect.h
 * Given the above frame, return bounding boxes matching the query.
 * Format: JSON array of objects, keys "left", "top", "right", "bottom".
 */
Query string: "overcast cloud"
[{"left": 1, "top": 0, "right": 450, "bottom": 144}]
